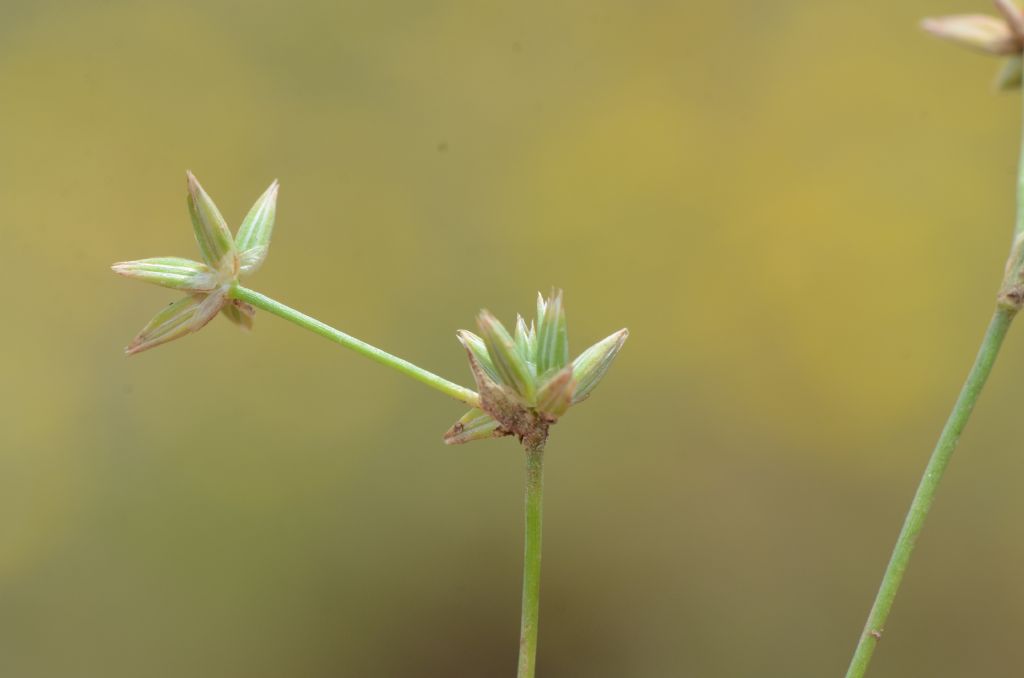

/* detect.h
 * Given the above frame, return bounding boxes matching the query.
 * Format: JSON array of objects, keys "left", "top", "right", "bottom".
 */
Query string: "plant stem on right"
[{"left": 844, "top": 306, "right": 1016, "bottom": 677}]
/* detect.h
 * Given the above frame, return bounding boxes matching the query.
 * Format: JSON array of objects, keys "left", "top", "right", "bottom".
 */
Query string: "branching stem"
[
  {"left": 234, "top": 283, "right": 555, "bottom": 677},
  {"left": 230, "top": 285, "right": 479, "bottom": 407}
]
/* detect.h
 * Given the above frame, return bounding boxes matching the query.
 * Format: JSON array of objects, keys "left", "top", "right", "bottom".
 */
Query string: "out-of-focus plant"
[
  {"left": 113, "top": 172, "right": 627, "bottom": 678},
  {"left": 845, "top": 3, "right": 1024, "bottom": 676}
]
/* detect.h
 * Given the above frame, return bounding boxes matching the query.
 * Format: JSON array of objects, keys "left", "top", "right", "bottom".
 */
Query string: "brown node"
[{"left": 463, "top": 344, "right": 551, "bottom": 451}]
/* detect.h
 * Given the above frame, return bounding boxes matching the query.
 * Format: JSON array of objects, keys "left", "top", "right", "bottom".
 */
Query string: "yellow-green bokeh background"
[{"left": 5, "top": 1, "right": 1024, "bottom": 676}]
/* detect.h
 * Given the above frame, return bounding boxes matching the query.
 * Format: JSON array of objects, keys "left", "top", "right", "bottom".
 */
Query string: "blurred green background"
[{"left": 5, "top": 1, "right": 1024, "bottom": 676}]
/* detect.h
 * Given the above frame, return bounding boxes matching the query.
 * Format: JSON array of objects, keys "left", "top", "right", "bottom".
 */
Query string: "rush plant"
[{"left": 113, "top": 172, "right": 627, "bottom": 678}]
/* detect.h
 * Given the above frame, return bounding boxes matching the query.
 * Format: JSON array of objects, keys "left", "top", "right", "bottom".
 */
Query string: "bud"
[
  {"left": 111, "top": 257, "right": 217, "bottom": 291},
  {"left": 186, "top": 171, "right": 237, "bottom": 271},
  {"left": 571, "top": 328, "right": 629, "bottom": 404},
  {"left": 235, "top": 179, "right": 279, "bottom": 274}
]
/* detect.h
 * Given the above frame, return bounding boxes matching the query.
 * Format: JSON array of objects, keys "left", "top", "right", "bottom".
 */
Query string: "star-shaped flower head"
[
  {"left": 444, "top": 291, "right": 628, "bottom": 451},
  {"left": 112, "top": 172, "right": 278, "bottom": 354},
  {"left": 923, "top": 0, "right": 1024, "bottom": 89}
]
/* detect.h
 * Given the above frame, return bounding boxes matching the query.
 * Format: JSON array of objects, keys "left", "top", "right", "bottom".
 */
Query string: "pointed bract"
[
  {"left": 126, "top": 293, "right": 216, "bottom": 355},
  {"left": 514, "top": 314, "right": 530, "bottom": 360},
  {"left": 444, "top": 408, "right": 504, "bottom": 444},
  {"left": 236, "top": 179, "right": 279, "bottom": 275},
  {"left": 457, "top": 330, "right": 499, "bottom": 383},
  {"left": 477, "top": 310, "right": 536, "bottom": 403},
  {"left": 111, "top": 257, "right": 217, "bottom": 291},
  {"left": 535, "top": 367, "right": 575, "bottom": 419},
  {"left": 571, "top": 328, "right": 628, "bottom": 403},
  {"left": 526, "top": 320, "right": 537, "bottom": 359},
  {"left": 462, "top": 337, "right": 530, "bottom": 425},
  {"left": 536, "top": 290, "right": 569, "bottom": 374},
  {"left": 186, "top": 171, "right": 237, "bottom": 270},
  {"left": 189, "top": 288, "right": 229, "bottom": 331},
  {"left": 221, "top": 299, "right": 256, "bottom": 331}
]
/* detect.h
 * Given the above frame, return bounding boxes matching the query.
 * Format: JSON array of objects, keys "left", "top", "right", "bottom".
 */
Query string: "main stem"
[
  {"left": 517, "top": 446, "right": 545, "bottom": 678},
  {"left": 844, "top": 306, "right": 1016, "bottom": 677},
  {"left": 230, "top": 285, "right": 480, "bottom": 407}
]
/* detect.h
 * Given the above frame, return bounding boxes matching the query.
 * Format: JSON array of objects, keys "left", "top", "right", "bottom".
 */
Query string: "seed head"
[
  {"left": 113, "top": 172, "right": 278, "bottom": 354},
  {"left": 444, "top": 291, "right": 628, "bottom": 450}
]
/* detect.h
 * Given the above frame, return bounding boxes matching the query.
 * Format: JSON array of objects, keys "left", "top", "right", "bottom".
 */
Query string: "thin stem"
[
  {"left": 517, "top": 446, "right": 545, "bottom": 678},
  {"left": 231, "top": 285, "right": 480, "bottom": 407},
  {"left": 1016, "top": 93, "right": 1024, "bottom": 239},
  {"left": 844, "top": 306, "right": 1016, "bottom": 678}
]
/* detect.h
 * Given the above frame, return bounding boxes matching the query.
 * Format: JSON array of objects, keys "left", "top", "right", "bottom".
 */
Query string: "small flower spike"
[
  {"left": 923, "top": 1, "right": 1024, "bottom": 89},
  {"left": 444, "top": 290, "right": 628, "bottom": 450},
  {"left": 113, "top": 172, "right": 278, "bottom": 354}
]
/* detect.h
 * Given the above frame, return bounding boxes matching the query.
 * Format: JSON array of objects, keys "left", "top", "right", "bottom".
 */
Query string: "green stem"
[
  {"left": 517, "top": 446, "right": 545, "bottom": 678},
  {"left": 1016, "top": 91, "right": 1024, "bottom": 239},
  {"left": 844, "top": 306, "right": 1016, "bottom": 678},
  {"left": 230, "top": 285, "right": 480, "bottom": 407}
]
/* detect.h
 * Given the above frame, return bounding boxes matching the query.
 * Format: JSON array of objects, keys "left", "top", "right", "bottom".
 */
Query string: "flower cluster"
[
  {"left": 112, "top": 172, "right": 278, "bottom": 354},
  {"left": 445, "top": 291, "right": 628, "bottom": 450}
]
